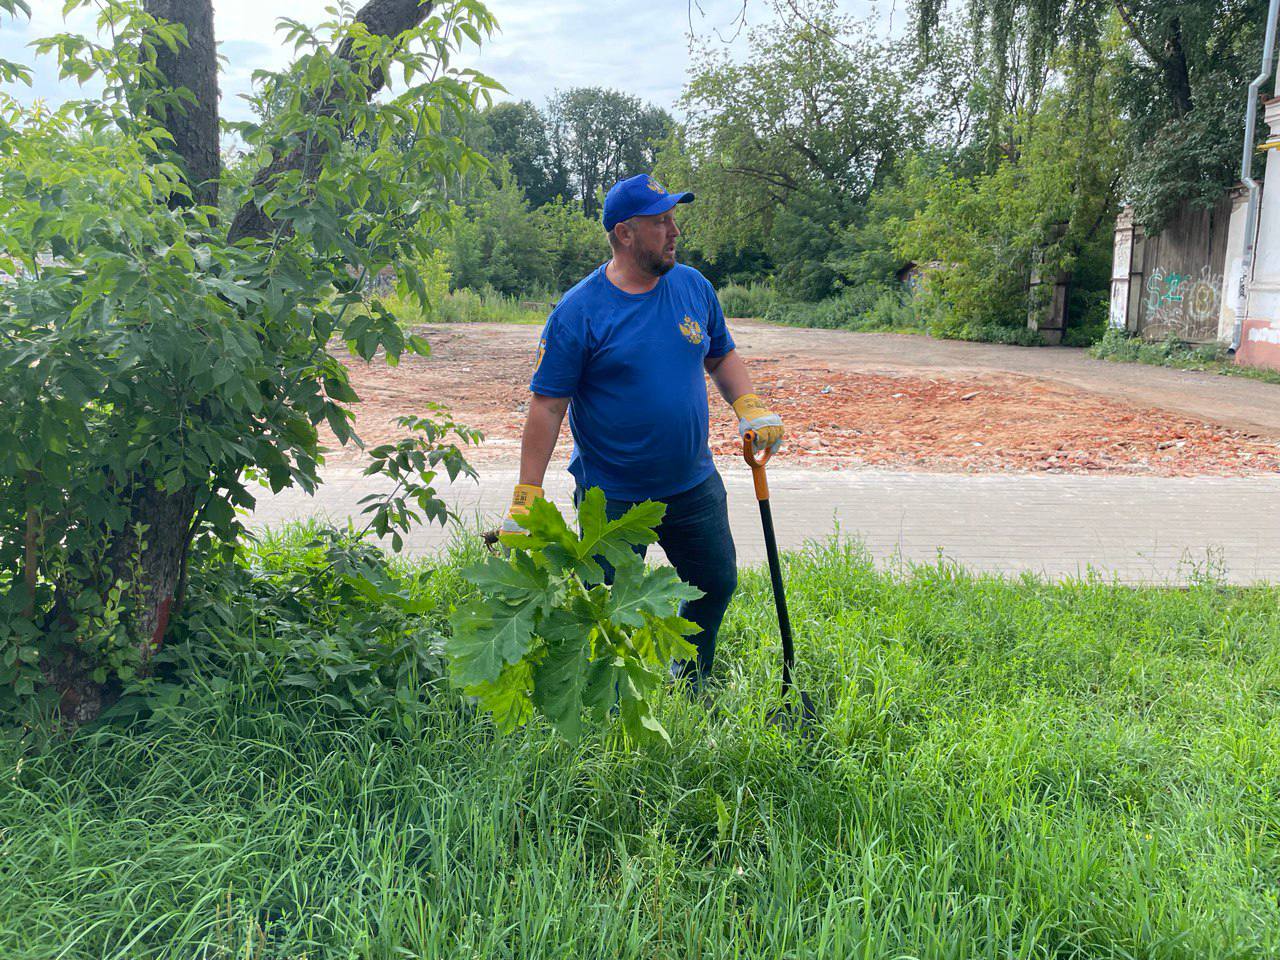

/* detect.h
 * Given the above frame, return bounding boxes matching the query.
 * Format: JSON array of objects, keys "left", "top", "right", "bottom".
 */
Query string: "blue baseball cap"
[{"left": 602, "top": 174, "right": 694, "bottom": 231}]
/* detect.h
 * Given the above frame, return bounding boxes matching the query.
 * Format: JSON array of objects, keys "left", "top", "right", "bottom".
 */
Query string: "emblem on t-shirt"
[
  {"left": 679, "top": 316, "right": 704, "bottom": 345},
  {"left": 534, "top": 336, "right": 546, "bottom": 371}
]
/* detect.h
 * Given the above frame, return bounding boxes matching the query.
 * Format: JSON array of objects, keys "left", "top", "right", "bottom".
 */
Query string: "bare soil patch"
[{"left": 322, "top": 323, "right": 1280, "bottom": 476}]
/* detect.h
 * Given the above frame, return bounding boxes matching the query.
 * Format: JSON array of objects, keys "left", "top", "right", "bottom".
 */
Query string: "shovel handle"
[{"left": 742, "top": 431, "right": 771, "bottom": 501}]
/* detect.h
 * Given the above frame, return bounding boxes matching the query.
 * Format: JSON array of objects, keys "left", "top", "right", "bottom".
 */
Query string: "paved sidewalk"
[{"left": 248, "top": 464, "right": 1280, "bottom": 585}]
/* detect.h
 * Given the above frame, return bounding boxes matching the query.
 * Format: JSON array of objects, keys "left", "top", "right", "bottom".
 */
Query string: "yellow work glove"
[
  {"left": 501, "top": 483, "right": 543, "bottom": 537},
  {"left": 733, "top": 393, "right": 784, "bottom": 455}
]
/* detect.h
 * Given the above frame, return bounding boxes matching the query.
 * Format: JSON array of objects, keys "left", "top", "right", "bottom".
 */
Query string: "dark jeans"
[{"left": 574, "top": 471, "right": 738, "bottom": 688}]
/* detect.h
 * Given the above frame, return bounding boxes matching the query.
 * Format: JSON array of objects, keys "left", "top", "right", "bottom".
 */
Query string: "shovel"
[{"left": 743, "top": 431, "right": 818, "bottom": 732}]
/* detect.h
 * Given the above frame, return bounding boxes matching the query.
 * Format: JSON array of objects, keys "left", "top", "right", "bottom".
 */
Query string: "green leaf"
[
  {"left": 581, "top": 653, "right": 623, "bottom": 720},
  {"left": 509, "top": 496, "right": 579, "bottom": 553},
  {"left": 446, "top": 597, "right": 536, "bottom": 685},
  {"left": 467, "top": 659, "right": 533, "bottom": 733},
  {"left": 620, "top": 697, "right": 670, "bottom": 746},
  {"left": 529, "top": 608, "right": 592, "bottom": 741},
  {"left": 459, "top": 551, "right": 549, "bottom": 606},
  {"left": 606, "top": 553, "right": 704, "bottom": 628},
  {"left": 576, "top": 491, "right": 665, "bottom": 569}
]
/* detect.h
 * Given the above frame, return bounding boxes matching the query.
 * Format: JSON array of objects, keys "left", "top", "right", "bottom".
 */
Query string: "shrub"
[
  {"left": 143, "top": 522, "right": 478, "bottom": 725},
  {"left": 1061, "top": 292, "right": 1110, "bottom": 347},
  {"left": 717, "top": 281, "right": 777, "bottom": 319},
  {"left": 763, "top": 285, "right": 922, "bottom": 332},
  {"left": 435, "top": 287, "right": 549, "bottom": 324},
  {"left": 955, "top": 322, "right": 1044, "bottom": 346},
  {"left": 0, "top": 4, "right": 493, "bottom": 724},
  {"left": 1091, "top": 327, "right": 1224, "bottom": 366}
]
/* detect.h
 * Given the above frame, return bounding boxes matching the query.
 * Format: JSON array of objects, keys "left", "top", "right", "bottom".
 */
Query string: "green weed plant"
[
  {"left": 1093, "top": 327, "right": 1280, "bottom": 385},
  {"left": 447, "top": 490, "right": 701, "bottom": 744}
]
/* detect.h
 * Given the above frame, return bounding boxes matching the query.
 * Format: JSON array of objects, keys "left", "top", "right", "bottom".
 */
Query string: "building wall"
[
  {"left": 1236, "top": 97, "right": 1280, "bottom": 371},
  {"left": 1109, "top": 194, "right": 1237, "bottom": 343}
]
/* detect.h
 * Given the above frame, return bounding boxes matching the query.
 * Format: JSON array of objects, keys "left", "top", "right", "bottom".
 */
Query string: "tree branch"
[
  {"left": 227, "top": 0, "right": 435, "bottom": 245},
  {"left": 1112, "top": 0, "right": 1166, "bottom": 69}
]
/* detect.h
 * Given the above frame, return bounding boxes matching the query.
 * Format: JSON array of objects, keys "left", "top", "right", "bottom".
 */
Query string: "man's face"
[{"left": 622, "top": 210, "right": 680, "bottom": 276}]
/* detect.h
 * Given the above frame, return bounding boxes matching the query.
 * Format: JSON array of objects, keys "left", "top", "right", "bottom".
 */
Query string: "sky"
[{"left": 0, "top": 0, "right": 899, "bottom": 121}]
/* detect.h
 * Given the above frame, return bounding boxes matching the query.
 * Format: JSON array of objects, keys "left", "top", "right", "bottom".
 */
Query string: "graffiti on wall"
[{"left": 1142, "top": 266, "right": 1223, "bottom": 341}]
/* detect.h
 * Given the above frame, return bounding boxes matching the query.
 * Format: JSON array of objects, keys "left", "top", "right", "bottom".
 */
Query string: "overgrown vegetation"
[
  {"left": 0, "top": 1, "right": 494, "bottom": 722},
  {"left": 764, "top": 286, "right": 923, "bottom": 334},
  {"left": 448, "top": 491, "right": 700, "bottom": 744},
  {"left": 1093, "top": 328, "right": 1280, "bottom": 385},
  {"left": 3, "top": 531, "right": 1279, "bottom": 956}
]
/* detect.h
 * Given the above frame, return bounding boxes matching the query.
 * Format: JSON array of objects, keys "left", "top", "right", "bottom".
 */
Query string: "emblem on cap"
[{"left": 646, "top": 178, "right": 665, "bottom": 193}]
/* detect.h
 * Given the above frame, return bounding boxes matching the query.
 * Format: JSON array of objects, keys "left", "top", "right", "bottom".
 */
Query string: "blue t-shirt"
[{"left": 530, "top": 262, "right": 736, "bottom": 501}]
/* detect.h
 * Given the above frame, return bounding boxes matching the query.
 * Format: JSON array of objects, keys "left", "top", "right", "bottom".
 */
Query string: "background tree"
[
  {"left": 481, "top": 99, "right": 568, "bottom": 207},
  {"left": 891, "top": 51, "right": 1124, "bottom": 340},
  {"left": 910, "top": 0, "right": 1272, "bottom": 227},
  {"left": 546, "top": 87, "right": 673, "bottom": 217},
  {"left": 658, "top": 0, "right": 927, "bottom": 299},
  {"left": 0, "top": 0, "right": 497, "bottom": 723}
]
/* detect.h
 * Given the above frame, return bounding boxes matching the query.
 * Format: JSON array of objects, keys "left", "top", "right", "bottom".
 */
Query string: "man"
[{"left": 502, "top": 173, "right": 784, "bottom": 689}]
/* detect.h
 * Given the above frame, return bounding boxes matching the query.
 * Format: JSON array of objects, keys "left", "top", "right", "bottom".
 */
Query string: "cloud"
[{"left": 1, "top": 0, "right": 895, "bottom": 119}]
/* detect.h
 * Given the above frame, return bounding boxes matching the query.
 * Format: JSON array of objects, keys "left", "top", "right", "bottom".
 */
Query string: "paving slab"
[{"left": 249, "top": 463, "right": 1280, "bottom": 585}]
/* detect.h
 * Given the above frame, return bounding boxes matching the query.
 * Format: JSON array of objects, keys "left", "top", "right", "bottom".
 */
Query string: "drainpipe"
[{"left": 1232, "top": 0, "right": 1280, "bottom": 351}]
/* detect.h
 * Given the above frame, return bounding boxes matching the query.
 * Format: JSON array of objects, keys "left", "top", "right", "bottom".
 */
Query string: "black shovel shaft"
[{"left": 756, "top": 497, "right": 794, "bottom": 692}]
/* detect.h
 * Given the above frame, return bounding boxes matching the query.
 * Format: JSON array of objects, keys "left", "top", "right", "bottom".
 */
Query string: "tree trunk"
[
  {"left": 228, "top": 0, "right": 437, "bottom": 244},
  {"left": 41, "top": 3, "right": 221, "bottom": 723},
  {"left": 116, "top": 482, "right": 200, "bottom": 663},
  {"left": 144, "top": 0, "right": 220, "bottom": 209},
  {"left": 1161, "top": 17, "right": 1193, "bottom": 118}
]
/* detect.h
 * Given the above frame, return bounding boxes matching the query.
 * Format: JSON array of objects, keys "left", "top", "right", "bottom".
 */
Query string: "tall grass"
[
  {"left": 717, "top": 281, "right": 778, "bottom": 320},
  {"left": 3, "top": 535, "right": 1279, "bottom": 958},
  {"left": 1093, "top": 327, "right": 1280, "bottom": 385},
  {"left": 432, "top": 287, "right": 549, "bottom": 325},
  {"left": 765, "top": 285, "right": 926, "bottom": 334},
  {"left": 355, "top": 287, "right": 550, "bottom": 327}
]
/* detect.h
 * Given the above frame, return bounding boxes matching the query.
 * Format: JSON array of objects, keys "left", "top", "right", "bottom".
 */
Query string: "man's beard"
[{"left": 637, "top": 244, "right": 676, "bottom": 277}]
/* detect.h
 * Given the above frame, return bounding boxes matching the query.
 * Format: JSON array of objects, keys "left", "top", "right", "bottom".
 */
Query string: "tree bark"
[
  {"left": 1161, "top": 17, "right": 1193, "bottom": 118},
  {"left": 113, "top": 482, "right": 200, "bottom": 664},
  {"left": 228, "top": 0, "right": 436, "bottom": 244},
  {"left": 144, "top": 0, "right": 221, "bottom": 209}
]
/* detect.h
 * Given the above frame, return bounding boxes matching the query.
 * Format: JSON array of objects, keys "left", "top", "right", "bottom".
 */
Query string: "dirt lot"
[{"left": 323, "top": 322, "right": 1280, "bottom": 476}]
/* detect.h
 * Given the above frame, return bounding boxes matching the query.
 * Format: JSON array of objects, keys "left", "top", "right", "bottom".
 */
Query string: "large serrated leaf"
[
  {"left": 543, "top": 543, "right": 605, "bottom": 585},
  {"left": 509, "top": 496, "right": 578, "bottom": 553},
  {"left": 459, "top": 551, "right": 551, "bottom": 607},
  {"left": 607, "top": 556, "right": 704, "bottom": 628},
  {"left": 576, "top": 486, "right": 610, "bottom": 550},
  {"left": 582, "top": 653, "right": 624, "bottom": 719},
  {"left": 446, "top": 597, "right": 537, "bottom": 685},
  {"left": 577, "top": 493, "right": 665, "bottom": 565},
  {"left": 620, "top": 697, "right": 670, "bottom": 746},
  {"left": 529, "top": 609, "right": 593, "bottom": 741},
  {"left": 467, "top": 660, "right": 533, "bottom": 733},
  {"left": 647, "top": 615, "right": 700, "bottom": 661}
]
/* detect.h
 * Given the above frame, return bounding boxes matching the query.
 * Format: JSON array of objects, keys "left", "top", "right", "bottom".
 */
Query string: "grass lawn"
[{"left": 3, "top": 536, "right": 1279, "bottom": 958}]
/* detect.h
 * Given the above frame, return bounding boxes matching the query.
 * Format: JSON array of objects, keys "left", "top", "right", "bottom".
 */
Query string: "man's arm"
[
  {"left": 705, "top": 349, "right": 752, "bottom": 404},
  {"left": 499, "top": 393, "right": 569, "bottom": 537},
  {"left": 519, "top": 393, "right": 570, "bottom": 487},
  {"left": 706, "top": 349, "right": 785, "bottom": 454}
]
